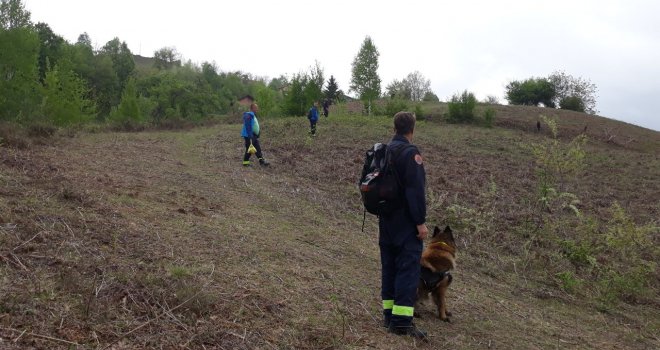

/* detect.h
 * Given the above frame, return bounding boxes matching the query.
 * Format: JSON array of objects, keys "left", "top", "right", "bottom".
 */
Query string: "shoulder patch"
[{"left": 414, "top": 154, "right": 423, "bottom": 165}]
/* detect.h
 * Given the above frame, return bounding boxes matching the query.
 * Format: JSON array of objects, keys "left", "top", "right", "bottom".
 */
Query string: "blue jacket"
[
  {"left": 378, "top": 135, "right": 426, "bottom": 244},
  {"left": 308, "top": 106, "right": 319, "bottom": 122},
  {"left": 241, "top": 111, "right": 256, "bottom": 138}
]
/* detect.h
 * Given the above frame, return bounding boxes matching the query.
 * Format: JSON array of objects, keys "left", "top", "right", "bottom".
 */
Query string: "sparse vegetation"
[
  {"left": 0, "top": 109, "right": 658, "bottom": 348},
  {"left": 482, "top": 107, "right": 495, "bottom": 128},
  {"left": 447, "top": 90, "right": 477, "bottom": 123},
  {"left": 0, "top": 1, "right": 657, "bottom": 348}
]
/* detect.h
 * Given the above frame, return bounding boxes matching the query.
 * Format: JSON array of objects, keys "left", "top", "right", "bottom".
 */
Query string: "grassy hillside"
[{"left": 1, "top": 105, "right": 658, "bottom": 349}]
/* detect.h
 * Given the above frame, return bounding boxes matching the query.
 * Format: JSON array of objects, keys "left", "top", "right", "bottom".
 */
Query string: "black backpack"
[{"left": 359, "top": 143, "right": 413, "bottom": 216}]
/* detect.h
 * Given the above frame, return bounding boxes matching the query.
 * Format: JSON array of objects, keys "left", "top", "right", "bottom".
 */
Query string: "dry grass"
[{"left": 0, "top": 105, "right": 658, "bottom": 349}]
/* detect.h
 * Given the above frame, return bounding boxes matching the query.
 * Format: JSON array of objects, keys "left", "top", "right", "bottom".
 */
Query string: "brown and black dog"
[{"left": 415, "top": 225, "right": 457, "bottom": 322}]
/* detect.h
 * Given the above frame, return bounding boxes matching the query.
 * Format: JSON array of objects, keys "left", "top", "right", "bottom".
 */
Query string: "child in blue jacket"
[
  {"left": 241, "top": 103, "right": 269, "bottom": 166},
  {"left": 308, "top": 101, "right": 319, "bottom": 136}
]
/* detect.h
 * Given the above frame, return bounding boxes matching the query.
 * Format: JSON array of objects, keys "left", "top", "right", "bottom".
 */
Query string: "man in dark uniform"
[
  {"left": 380, "top": 111, "right": 428, "bottom": 339},
  {"left": 322, "top": 99, "right": 330, "bottom": 118}
]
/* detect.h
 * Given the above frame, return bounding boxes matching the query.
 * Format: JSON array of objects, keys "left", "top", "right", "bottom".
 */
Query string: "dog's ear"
[
  {"left": 433, "top": 226, "right": 441, "bottom": 237},
  {"left": 444, "top": 225, "right": 454, "bottom": 241}
]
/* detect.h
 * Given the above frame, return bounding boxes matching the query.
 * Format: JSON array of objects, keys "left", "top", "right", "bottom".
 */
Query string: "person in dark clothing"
[
  {"left": 241, "top": 103, "right": 269, "bottom": 166},
  {"left": 322, "top": 99, "right": 330, "bottom": 118},
  {"left": 308, "top": 101, "right": 320, "bottom": 136},
  {"left": 380, "top": 111, "right": 428, "bottom": 339}
]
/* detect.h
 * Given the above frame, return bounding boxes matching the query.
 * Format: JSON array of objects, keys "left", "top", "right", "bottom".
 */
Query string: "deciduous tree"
[
  {"left": 350, "top": 36, "right": 381, "bottom": 114},
  {"left": 549, "top": 70, "right": 597, "bottom": 114}
]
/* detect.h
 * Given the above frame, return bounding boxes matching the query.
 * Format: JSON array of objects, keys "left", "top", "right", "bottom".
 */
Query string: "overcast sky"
[{"left": 24, "top": 0, "right": 660, "bottom": 131}]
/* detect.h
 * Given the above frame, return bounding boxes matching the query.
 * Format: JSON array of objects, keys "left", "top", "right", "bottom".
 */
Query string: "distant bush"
[
  {"left": 384, "top": 98, "right": 408, "bottom": 117},
  {"left": 484, "top": 95, "right": 500, "bottom": 104},
  {"left": 414, "top": 104, "right": 425, "bottom": 120},
  {"left": 447, "top": 90, "right": 477, "bottom": 123},
  {"left": 41, "top": 62, "right": 96, "bottom": 126},
  {"left": 505, "top": 78, "right": 556, "bottom": 108},
  {"left": 422, "top": 91, "right": 439, "bottom": 102},
  {"left": 482, "top": 107, "right": 495, "bottom": 128},
  {"left": 559, "top": 96, "right": 586, "bottom": 112},
  {"left": 109, "top": 78, "right": 143, "bottom": 127}
]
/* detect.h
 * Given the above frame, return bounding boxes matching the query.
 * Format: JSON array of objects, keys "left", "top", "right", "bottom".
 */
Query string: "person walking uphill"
[
  {"left": 380, "top": 112, "right": 428, "bottom": 339},
  {"left": 307, "top": 101, "right": 319, "bottom": 136},
  {"left": 241, "top": 103, "right": 269, "bottom": 166},
  {"left": 322, "top": 99, "right": 330, "bottom": 118}
]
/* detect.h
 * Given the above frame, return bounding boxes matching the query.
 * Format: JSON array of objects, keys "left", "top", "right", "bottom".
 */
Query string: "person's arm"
[
  {"left": 244, "top": 113, "right": 253, "bottom": 137},
  {"left": 403, "top": 148, "right": 427, "bottom": 237}
]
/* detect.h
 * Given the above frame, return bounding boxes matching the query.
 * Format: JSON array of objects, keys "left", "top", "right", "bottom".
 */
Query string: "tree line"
[{"left": 1, "top": 0, "right": 598, "bottom": 132}]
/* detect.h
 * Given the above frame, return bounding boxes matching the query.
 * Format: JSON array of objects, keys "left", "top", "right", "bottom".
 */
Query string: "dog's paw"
[
  {"left": 441, "top": 317, "right": 451, "bottom": 323},
  {"left": 446, "top": 311, "right": 452, "bottom": 317}
]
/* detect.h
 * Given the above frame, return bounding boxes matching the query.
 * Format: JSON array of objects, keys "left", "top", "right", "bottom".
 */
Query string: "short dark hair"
[{"left": 393, "top": 112, "right": 416, "bottom": 135}]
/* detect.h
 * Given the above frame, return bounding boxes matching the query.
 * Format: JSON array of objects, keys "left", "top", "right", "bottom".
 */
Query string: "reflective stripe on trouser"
[
  {"left": 383, "top": 299, "right": 394, "bottom": 325},
  {"left": 392, "top": 305, "right": 414, "bottom": 317}
]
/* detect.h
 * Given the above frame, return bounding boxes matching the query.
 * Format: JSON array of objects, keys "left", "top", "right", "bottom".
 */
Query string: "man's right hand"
[{"left": 416, "top": 224, "right": 428, "bottom": 240}]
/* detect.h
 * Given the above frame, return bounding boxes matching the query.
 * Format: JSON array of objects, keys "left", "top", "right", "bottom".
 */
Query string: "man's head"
[
  {"left": 250, "top": 103, "right": 259, "bottom": 113},
  {"left": 393, "top": 111, "right": 416, "bottom": 139},
  {"left": 314, "top": 101, "right": 319, "bottom": 107}
]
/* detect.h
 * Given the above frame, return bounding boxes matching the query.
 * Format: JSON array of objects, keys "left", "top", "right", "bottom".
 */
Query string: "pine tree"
[{"left": 324, "top": 75, "right": 339, "bottom": 102}]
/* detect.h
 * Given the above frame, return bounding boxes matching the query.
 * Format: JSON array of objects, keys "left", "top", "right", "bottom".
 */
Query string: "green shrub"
[
  {"left": 109, "top": 78, "right": 143, "bottom": 126},
  {"left": 556, "top": 271, "right": 581, "bottom": 293},
  {"left": 559, "top": 239, "right": 596, "bottom": 269},
  {"left": 598, "top": 262, "right": 656, "bottom": 306},
  {"left": 505, "top": 78, "right": 556, "bottom": 107},
  {"left": 414, "top": 104, "right": 424, "bottom": 120},
  {"left": 447, "top": 90, "right": 477, "bottom": 123},
  {"left": 422, "top": 91, "right": 439, "bottom": 102},
  {"left": 482, "top": 107, "right": 495, "bottom": 128},
  {"left": 560, "top": 96, "right": 586, "bottom": 112},
  {"left": 384, "top": 98, "right": 408, "bottom": 117},
  {"left": 41, "top": 62, "right": 95, "bottom": 126}
]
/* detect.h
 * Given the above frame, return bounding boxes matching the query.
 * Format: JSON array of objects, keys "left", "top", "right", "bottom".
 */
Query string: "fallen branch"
[
  {"left": 0, "top": 326, "right": 80, "bottom": 347},
  {"left": 12, "top": 231, "right": 44, "bottom": 252}
]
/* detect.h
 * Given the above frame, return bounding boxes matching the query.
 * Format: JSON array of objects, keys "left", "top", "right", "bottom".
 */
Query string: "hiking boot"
[
  {"left": 388, "top": 323, "right": 428, "bottom": 340},
  {"left": 242, "top": 161, "right": 251, "bottom": 167},
  {"left": 259, "top": 159, "right": 270, "bottom": 166},
  {"left": 383, "top": 317, "right": 390, "bottom": 328}
]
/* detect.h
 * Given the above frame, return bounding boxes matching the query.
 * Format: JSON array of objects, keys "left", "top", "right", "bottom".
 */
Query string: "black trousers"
[
  {"left": 243, "top": 137, "right": 263, "bottom": 162},
  {"left": 379, "top": 216, "right": 423, "bottom": 328},
  {"left": 309, "top": 120, "right": 317, "bottom": 135}
]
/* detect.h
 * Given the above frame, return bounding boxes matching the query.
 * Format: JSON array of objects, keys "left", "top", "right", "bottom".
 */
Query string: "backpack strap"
[{"left": 385, "top": 143, "right": 417, "bottom": 184}]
